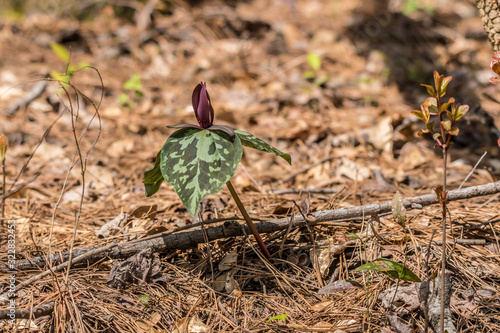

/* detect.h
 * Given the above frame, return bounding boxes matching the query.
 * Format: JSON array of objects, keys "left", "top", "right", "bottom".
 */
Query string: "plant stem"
[
  {"left": 226, "top": 180, "right": 273, "bottom": 262},
  {"left": 1, "top": 158, "right": 5, "bottom": 226},
  {"left": 440, "top": 146, "right": 448, "bottom": 333}
]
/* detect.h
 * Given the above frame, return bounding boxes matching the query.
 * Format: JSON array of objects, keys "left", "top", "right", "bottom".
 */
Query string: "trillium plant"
[{"left": 143, "top": 82, "right": 291, "bottom": 261}]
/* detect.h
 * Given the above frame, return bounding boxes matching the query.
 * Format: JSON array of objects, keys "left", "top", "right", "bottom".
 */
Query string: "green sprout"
[
  {"left": 119, "top": 74, "right": 144, "bottom": 108},
  {"left": 49, "top": 42, "right": 89, "bottom": 85},
  {"left": 303, "top": 52, "right": 329, "bottom": 87}
]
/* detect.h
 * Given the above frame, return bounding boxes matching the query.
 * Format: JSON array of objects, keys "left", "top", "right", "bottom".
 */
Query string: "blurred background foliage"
[{"left": 0, "top": 0, "right": 175, "bottom": 22}]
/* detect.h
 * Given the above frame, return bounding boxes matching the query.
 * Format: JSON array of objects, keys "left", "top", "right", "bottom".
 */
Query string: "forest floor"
[{"left": 0, "top": 0, "right": 500, "bottom": 332}]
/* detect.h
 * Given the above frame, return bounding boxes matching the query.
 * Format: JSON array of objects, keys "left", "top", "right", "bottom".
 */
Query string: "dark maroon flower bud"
[
  {"left": 192, "top": 82, "right": 214, "bottom": 129},
  {"left": 168, "top": 82, "right": 235, "bottom": 141}
]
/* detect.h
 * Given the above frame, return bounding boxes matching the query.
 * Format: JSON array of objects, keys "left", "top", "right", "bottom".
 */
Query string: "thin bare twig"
[{"left": 459, "top": 151, "right": 487, "bottom": 190}]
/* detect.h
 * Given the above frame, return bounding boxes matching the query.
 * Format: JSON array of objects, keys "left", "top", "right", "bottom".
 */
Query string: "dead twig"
[
  {"left": 0, "top": 173, "right": 40, "bottom": 200},
  {"left": 0, "top": 301, "right": 54, "bottom": 320},
  {"left": 8, "top": 181, "right": 500, "bottom": 274},
  {"left": 4, "top": 81, "right": 46, "bottom": 115}
]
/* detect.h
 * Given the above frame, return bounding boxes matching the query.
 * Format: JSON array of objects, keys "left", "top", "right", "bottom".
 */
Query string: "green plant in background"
[
  {"left": 49, "top": 42, "right": 89, "bottom": 85},
  {"left": 143, "top": 82, "right": 291, "bottom": 262},
  {"left": 139, "top": 294, "right": 149, "bottom": 306},
  {"left": 355, "top": 258, "right": 421, "bottom": 282},
  {"left": 353, "top": 191, "right": 419, "bottom": 326},
  {"left": 118, "top": 74, "right": 144, "bottom": 108},
  {"left": 402, "top": 0, "right": 435, "bottom": 15},
  {"left": 412, "top": 71, "right": 469, "bottom": 333},
  {"left": 303, "top": 52, "right": 329, "bottom": 88},
  {"left": 353, "top": 208, "right": 420, "bottom": 282}
]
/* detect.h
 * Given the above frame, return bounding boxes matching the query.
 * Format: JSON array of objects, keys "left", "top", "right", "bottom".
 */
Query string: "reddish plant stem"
[
  {"left": 435, "top": 92, "right": 448, "bottom": 333},
  {"left": 440, "top": 147, "right": 448, "bottom": 333},
  {"left": 1, "top": 158, "right": 5, "bottom": 226},
  {"left": 226, "top": 180, "right": 273, "bottom": 262}
]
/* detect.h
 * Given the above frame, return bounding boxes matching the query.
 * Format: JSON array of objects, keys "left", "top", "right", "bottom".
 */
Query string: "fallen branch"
[
  {"left": 8, "top": 181, "right": 500, "bottom": 273},
  {"left": 0, "top": 302, "right": 54, "bottom": 320},
  {"left": 4, "top": 81, "right": 47, "bottom": 115}
]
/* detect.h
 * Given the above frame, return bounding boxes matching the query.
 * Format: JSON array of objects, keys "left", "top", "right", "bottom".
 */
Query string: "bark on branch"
[
  {"left": 476, "top": 0, "right": 500, "bottom": 52},
  {"left": 8, "top": 181, "right": 500, "bottom": 271}
]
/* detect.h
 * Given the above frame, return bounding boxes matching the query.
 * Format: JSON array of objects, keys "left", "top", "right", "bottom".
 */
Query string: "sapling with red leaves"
[
  {"left": 143, "top": 82, "right": 291, "bottom": 262},
  {"left": 412, "top": 71, "right": 469, "bottom": 333}
]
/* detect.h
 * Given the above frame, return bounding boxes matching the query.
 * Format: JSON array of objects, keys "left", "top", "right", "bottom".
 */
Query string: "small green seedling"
[
  {"left": 303, "top": 52, "right": 329, "bottom": 87},
  {"left": 267, "top": 309, "right": 288, "bottom": 323},
  {"left": 118, "top": 74, "right": 144, "bottom": 108},
  {"left": 144, "top": 82, "right": 291, "bottom": 261},
  {"left": 139, "top": 294, "right": 149, "bottom": 306},
  {"left": 49, "top": 42, "right": 89, "bottom": 85}
]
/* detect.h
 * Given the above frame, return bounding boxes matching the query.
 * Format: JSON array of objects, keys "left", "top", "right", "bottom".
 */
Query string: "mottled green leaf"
[
  {"left": 143, "top": 151, "right": 164, "bottom": 197},
  {"left": 160, "top": 128, "right": 242, "bottom": 216},
  {"left": 234, "top": 129, "right": 291, "bottom": 165}
]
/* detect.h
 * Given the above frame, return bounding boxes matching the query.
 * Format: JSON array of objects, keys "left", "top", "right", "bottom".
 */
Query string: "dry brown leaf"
[
  {"left": 317, "top": 280, "right": 362, "bottom": 295},
  {"left": 218, "top": 249, "right": 238, "bottom": 272},
  {"left": 172, "top": 315, "right": 210, "bottom": 333},
  {"left": 130, "top": 204, "right": 157, "bottom": 219},
  {"left": 95, "top": 212, "right": 127, "bottom": 238},
  {"left": 311, "top": 300, "right": 335, "bottom": 312}
]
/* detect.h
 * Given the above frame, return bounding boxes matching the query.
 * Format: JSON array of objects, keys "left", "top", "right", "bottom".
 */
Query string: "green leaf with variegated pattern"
[
  {"left": 143, "top": 151, "right": 164, "bottom": 197},
  {"left": 160, "top": 128, "right": 242, "bottom": 216},
  {"left": 234, "top": 129, "right": 291, "bottom": 165}
]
